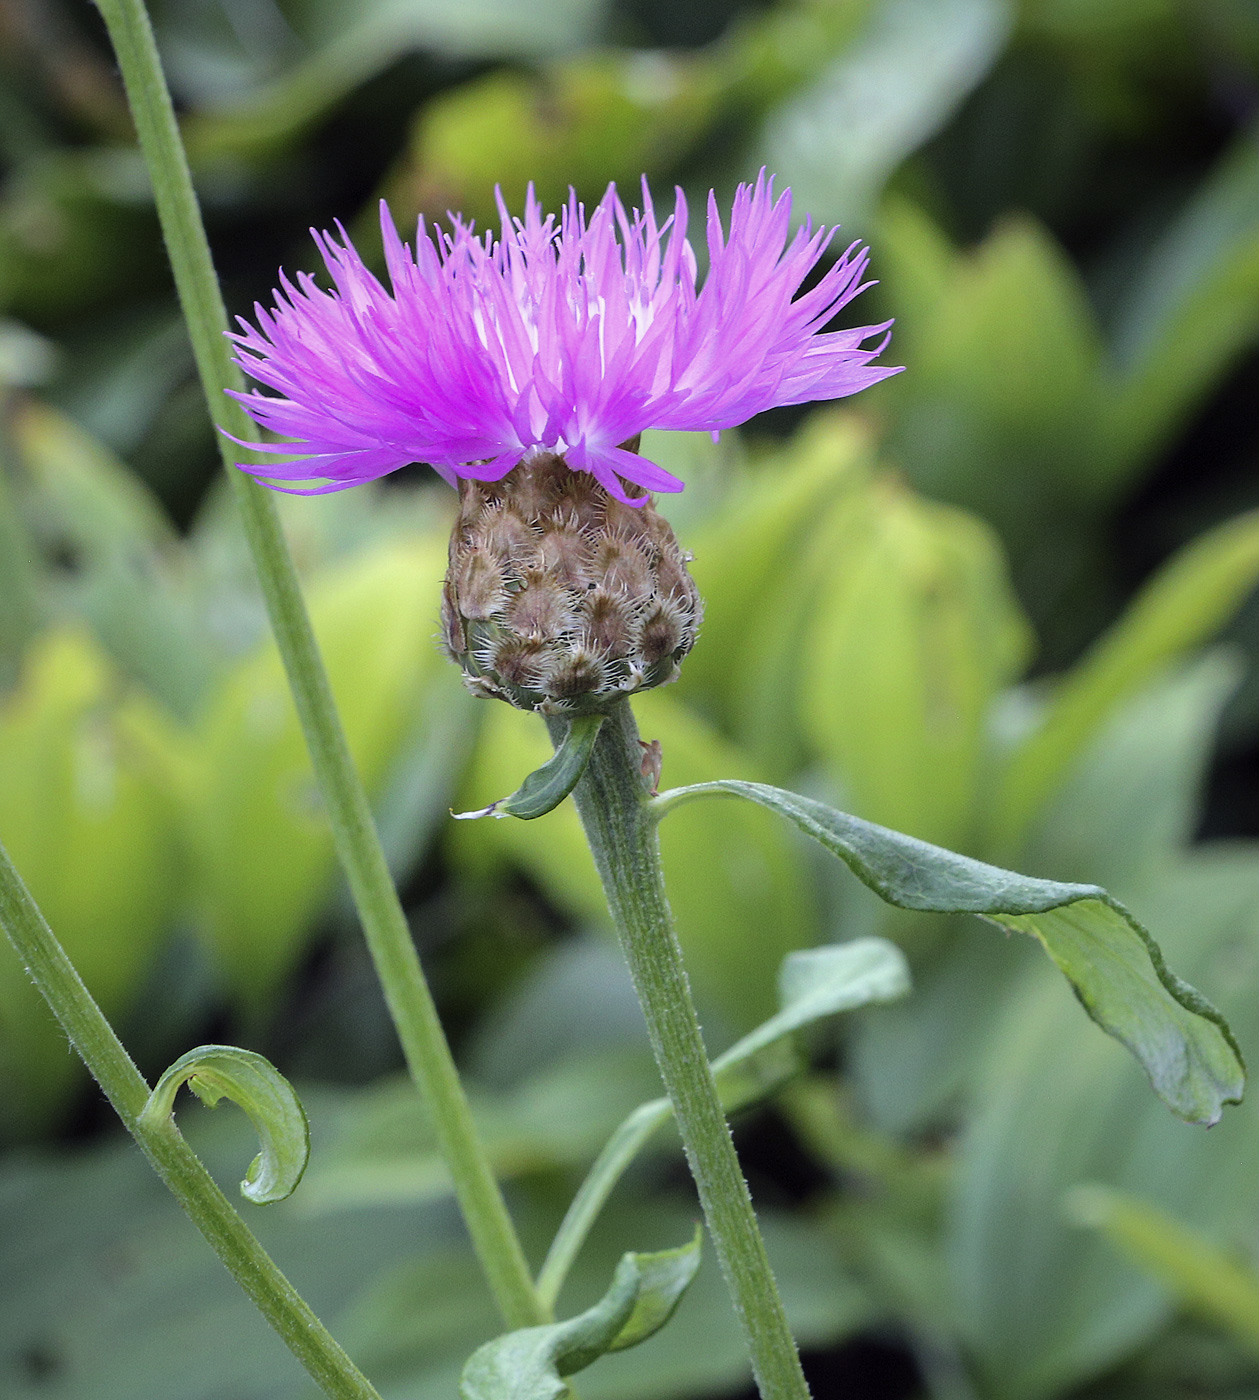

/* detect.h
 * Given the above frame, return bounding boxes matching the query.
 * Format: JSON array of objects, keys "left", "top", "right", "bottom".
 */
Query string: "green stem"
[
  {"left": 93, "top": 0, "right": 544, "bottom": 1330},
  {"left": 0, "top": 841, "right": 379, "bottom": 1400},
  {"left": 549, "top": 701, "right": 812, "bottom": 1400}
]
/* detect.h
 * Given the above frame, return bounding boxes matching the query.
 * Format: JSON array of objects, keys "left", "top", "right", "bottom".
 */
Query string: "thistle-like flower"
[
  {"left": 229, "top": 173, "right": 897, "bottom": 710},
  {"left": 228, "top": 172, "right": 897, "bottom": 502}
]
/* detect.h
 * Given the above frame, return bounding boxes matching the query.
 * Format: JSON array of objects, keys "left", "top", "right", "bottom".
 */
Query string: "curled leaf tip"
[{"left": 139, "top": 1044, "right": 310, "bottom": 1205}]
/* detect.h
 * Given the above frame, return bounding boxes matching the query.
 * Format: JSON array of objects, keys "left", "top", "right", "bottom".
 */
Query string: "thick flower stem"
[
  {"left": 93, "top": 0, "right": 545, "bottom": 1331},
  {"left": 0, "top": 841, "right": 380, "bottom": 1400},
  {"left": 548, "top": 701, "right": 812, "bottom": 1400}
]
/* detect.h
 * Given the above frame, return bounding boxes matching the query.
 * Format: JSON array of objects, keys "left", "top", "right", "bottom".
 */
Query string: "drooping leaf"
[
  {"left": 853, "top": 653, "right": 1242, "bottom": 1135},
  {"left": 653, "top": 780, "right": 1244, "bottom": 1125},
  {"left": 141, "top": 1045, "right": 310, "bottom": 1204},
  {"left": 460, "top": 1232, "right": 702, "bottom": 1400},
  {"left": 951, "top": 850, "right": 1259, "bottom": 1400}
]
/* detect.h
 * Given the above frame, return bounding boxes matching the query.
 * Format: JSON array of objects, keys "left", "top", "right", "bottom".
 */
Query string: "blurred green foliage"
[{"left": 3, "top": 0, "right": 1259, "bottom": 1397}]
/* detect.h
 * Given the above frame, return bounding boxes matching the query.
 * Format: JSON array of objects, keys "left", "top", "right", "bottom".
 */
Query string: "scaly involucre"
[{"left": 228, "top": 172, "right": 899, "bottom": 503}]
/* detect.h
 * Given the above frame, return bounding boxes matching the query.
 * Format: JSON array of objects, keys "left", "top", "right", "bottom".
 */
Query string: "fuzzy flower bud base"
[{"left": 442, "top": 452, "right": 702, "bottom": 714}]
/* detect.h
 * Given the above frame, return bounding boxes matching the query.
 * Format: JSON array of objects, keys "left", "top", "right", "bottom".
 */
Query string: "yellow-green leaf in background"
[
  {"left": 800, "top": 475, "right": 1031, "bottom": 850},
  {"left": 992, "top": 508, "right": 1259, "bottom": 856},
  {"left": 12, "top": 400, "right": 217, "bottom": 721},
  {"left": 677, "top": 409, "right": 875, "bottom": 729},
  {"left": 186, "top": 535, "right": 446, "bottom": 1014},
  {"left": 1070, "top": 1186, "right": 1259, "bottom": 1359},
  {"left": 0, "top": 628, "right": 180, "bottom": 1135},
  {"left": 877, "top": 209, "right": 1107, "bottom": 541},
  {"left": 381, "top": 55, "right": 717, "bottom": 234}
]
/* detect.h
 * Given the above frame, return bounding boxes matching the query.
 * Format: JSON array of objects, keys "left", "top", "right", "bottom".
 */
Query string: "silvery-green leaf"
[
  {"left": 711, "top": 940, "right": 910, "bottom": 1111},
  {"left": 653, "top": 781, "right": 1244, "bottom": 1126},
  {"left": 461, "top": 1232, "right": 701, "bottom": 1400}
]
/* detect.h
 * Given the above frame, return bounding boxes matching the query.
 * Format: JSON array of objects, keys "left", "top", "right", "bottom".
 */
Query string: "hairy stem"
[
  {"left": 93, "top": 0, "right": 544, "bottom": 1330},
  {"left": 0, "top": 841, "right": 380, "bottom": 1399},
  {"left": 548, "top": 701, "right": 811, "bottom": 1400}
]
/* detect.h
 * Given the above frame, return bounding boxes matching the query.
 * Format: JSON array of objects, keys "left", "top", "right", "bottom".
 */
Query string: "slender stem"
[
  {"left": 92, "top": 0, "right": 545, "bottom": 1329},
  {"left": 549, "top": 701, "right": 812, "bottom": 1400},
  {"left": 0, "top": 841, "right": 380, "bottom": 1400}
]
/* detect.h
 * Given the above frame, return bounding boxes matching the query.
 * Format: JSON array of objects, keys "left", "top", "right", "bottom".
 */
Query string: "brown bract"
[{"left": 442, "top": 452, "right": 702, "bottom": 713}]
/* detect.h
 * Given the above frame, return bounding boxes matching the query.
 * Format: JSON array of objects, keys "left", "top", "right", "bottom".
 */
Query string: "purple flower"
[{"left": 228, "top": 173, "right": 899, "bottom": 504}]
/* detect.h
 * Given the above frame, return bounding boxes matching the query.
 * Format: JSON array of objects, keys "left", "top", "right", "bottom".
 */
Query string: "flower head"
[{"left": 228, "top": 172, "right": 899, "bottom": 504}]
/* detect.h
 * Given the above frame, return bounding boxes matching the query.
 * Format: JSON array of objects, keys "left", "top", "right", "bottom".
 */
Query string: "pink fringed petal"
[{"left": 227, "top": 172, "right": 899, "bottom": 497}]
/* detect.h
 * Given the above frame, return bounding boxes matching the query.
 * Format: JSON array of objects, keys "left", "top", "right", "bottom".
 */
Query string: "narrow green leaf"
[
  {"left": 760, "top": 0, "right": 1010, "bottom": 225},
  {"left": 994, "top": 508, "right": 1259, "bottom": 851},
  {"left": 454, "top": 714, "right": 604, "bottom": 821},
  {"left": 653, "top": 781, "right": 1244, "bottom": 1125},
  {"left": 1070, "top": 1186, "right": 1259, "bottom": 1357},
  {"left": 140, "top": 1045, "right": 310, "bottom": 1204},
  {"left": 1109, "top": 124, "right": 1259, "bottom": 476},
  {"left": 461, "top": 1231, "right": 702, "bottom": 1400}
]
